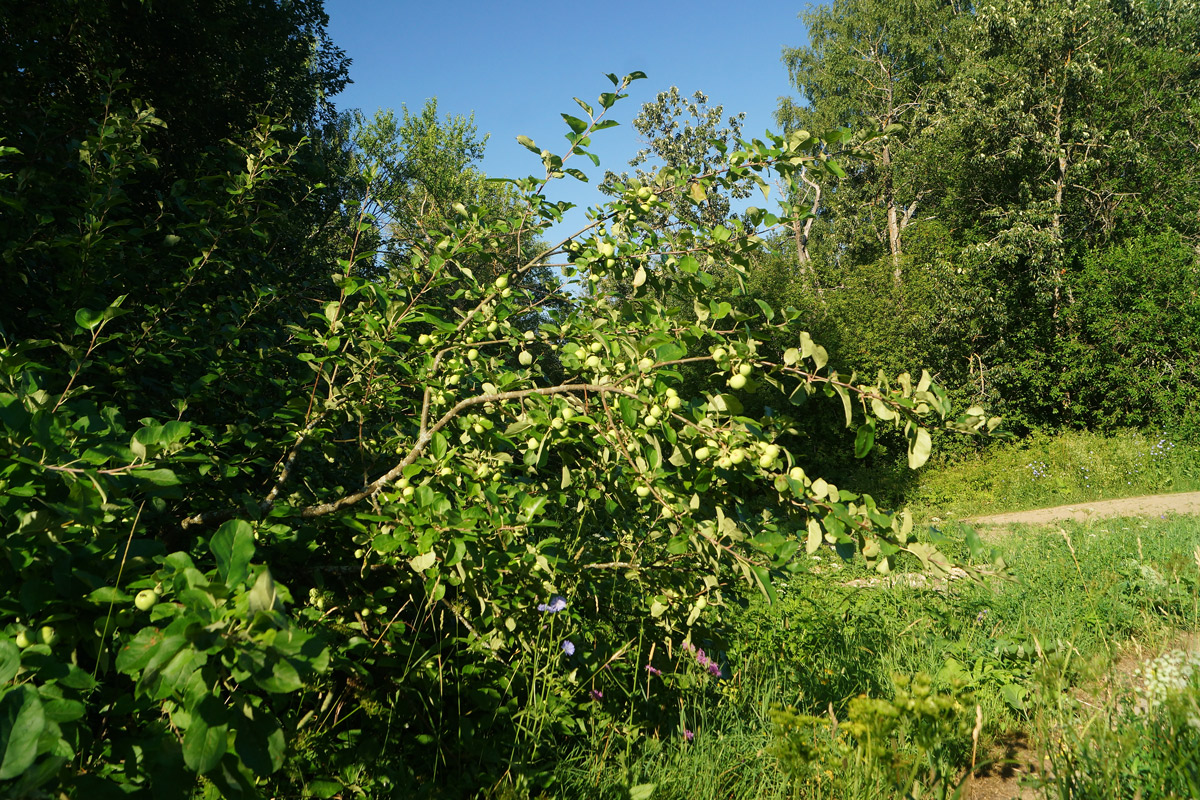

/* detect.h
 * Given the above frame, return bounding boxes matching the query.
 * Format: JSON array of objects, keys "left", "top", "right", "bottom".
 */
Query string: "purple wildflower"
[
  {"left": 538, "top": 595, "right": 567, "bottom": 613},
  {"left": 707, "top": 662, "right": 722, "bottom": 677},
  {"left": 645, "top": 664, "right": 662, "bottom": 676},
  {"left": 683, "top": 729, "right": 694, "bottom": 742},
  {"left": 562, "top": 639, "right": 576, "bottom": 656},
  {"left": 590, "top": 689, "right": 603, "bottom": 700}
]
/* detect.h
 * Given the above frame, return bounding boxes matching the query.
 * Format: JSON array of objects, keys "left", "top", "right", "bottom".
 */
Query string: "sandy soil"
[{"left": 966, "top": 491, "right": 1200, "bottom": 526}]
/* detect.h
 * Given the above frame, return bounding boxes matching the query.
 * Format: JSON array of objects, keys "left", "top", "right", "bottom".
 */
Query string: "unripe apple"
[
  {"left": 519, "top": 351, "right": 533, "bottom": 366},
  {"left": 863, "top": 539, "right": 882, "bottom": 558},
  {"left": 637, "top": 186, "right": 652, "bottom": 200},
  {"left": 712, "top": 347, "right": 728, "bottom": 362},
  {"left": 789, "top": 467, "right": 806, "bottom": 482},
  {"left": 586, "top": 355, "right": 601, "bottom": 369},
  {"left": 636, "top": 485, "right": 651, "bottom": 498},
  {"left": 467, "top": 349, "right": 479, "bottom": 361},
  {"left": 590, "top": 341, "right": 603, "bottom": 353},
  {"left": 526, "top": 437, "right": 539, "bottom": 450},
  {"left": 473, "top": 423, "right": 485, "bottom": 435},
  {"left": 638, "top": 357, "right": 654, "bottom": 372},
  {"left": 402, "top": 486, "right": 415, "bottom": 499},
  {"left": 486, "top": 321, "right": 499, "bottom": 334},
  {"left": 758, "top": 453, "right": 776, "bottom": 469},
  {"left": 695, "top": 447, "right": 711, "bottom": 460},
  {"left": 574, "top": 348, "right": 587, "bottom": 359},
  {"left": 730, "top": 448, "right": 747, "bottom": 465},
  {"left": 134, "top": 589, "right": 159, "bottom": 612},
  {"left": 643, "top": 415, "right": 657, "bottom": 427},
  {"left": 524, "top": 330, "right": 536, "bottom": 341},
  {"left": 648, "top": 405, "right": 662, "bottom": 419},
  {"left": 494, "top": 275, "right": 509, "bottom": 289},
  {"left": 738, "top": 363, "right": 753, "bottom": 377},
  {"left": 666, "top": 395, "right": 682, "bottom": 411},
  {"left": 15, "top": 628, "right": 34, "bottom": 649},
  {"left": 598, "top": 241, "right": 615, "bottom": 258},
  {"left": 418, "top": 334, "right": 431, "bottom": 346},
  {"left": 561, "top": 407, "right": 576, "bottom": 420},
  {"left": 605, "top": 258, "right": 616, "bottom": 268},
  {"left": 728, "top": 374, "right": 747, "bottom": 390},
  {"left": 717, "top": 457, "right": 732, "bottom": 469},
  {"left": 551, "top": 418, "right": 564, "bottom": 430}
]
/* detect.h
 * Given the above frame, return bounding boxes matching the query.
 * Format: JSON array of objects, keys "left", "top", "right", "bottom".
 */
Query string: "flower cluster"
[
  {"left": 683, "top": 641, "right": 723, "bottom": 678},
  {"left": 538, "top": 595, "right": 567, "bottom": 613},
  {"left": 1134, "top": 648, "right": 1200, "bottom": 709},
  {"left": 1027, "top": 460, "right": 1049, "bottom": 480}
]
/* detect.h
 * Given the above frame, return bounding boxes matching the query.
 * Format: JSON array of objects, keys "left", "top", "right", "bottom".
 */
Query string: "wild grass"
[
  {"left": 904, "top": 428, "right": 1200, "bottom": 522},
  {"left": 552, "top": 513, "right": 1200, "bottom": 799}
]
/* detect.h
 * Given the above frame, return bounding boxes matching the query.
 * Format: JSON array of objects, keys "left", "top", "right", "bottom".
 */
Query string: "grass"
[
  {"left": 552, "top": 512, "right": 1200, "bottom": 799},
  {"left": 904, "top": 428, "right": 1200, "bottom": 522}
]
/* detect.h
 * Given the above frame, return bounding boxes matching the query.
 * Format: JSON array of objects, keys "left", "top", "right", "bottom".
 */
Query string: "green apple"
[
  {"left": 711, "top": 347, "right": 728, "bottom": 362},
  {"left": 519, "top": 350, "right": 533, "bottom": 366},
  {"left": 788, "top": 467, "right": 806, "bottom": 482},
  {"left": 728, "top": 374, "right": 747, "bottom": 390},
  {"left": 418, "top": 334, "right": 431, "bottom": 346},
  {"left": 730, "top": 448, "right": 747, "bottom": 465},
  {"left": 494, "top": 275, "right": 509, "bottom": 289},
  {"left": 585, "top": 355, "right": 601, "bottom": 368},
  {"left": 486, "top": 321, "right": 499, "bottom": 334},
  {"left": 738, "top": 363, "right": 753, "bottom": 377},
  {"left": 666, "top": 395, "right": 682, "bottom": 410},
  {"left": 862, "top": 539, "right": 882, "bottom": 559},
  {"left": 467, "top": 349, "right": 479, "bottom": 361},
  {"left": 695, "top": 447, "right": 711, "bottom": 460},
  {"left": 472, "top": 423, "right": 485, "bottom": 435},
  {"left": 636, "top": 485, "right": 651, "bottom": 497},
  {"left": 589, "top": 341, "right": 603, "bottom": 353},
  {"left": 134, "top": 589, "right": 159, "bottom": 612},
  {"left": 574, "top": 348, "right": 587, "bottom": 359},
  {"left": 638, "top": 357, "right": 654, "bottom": 372},
  {"left": 598, "top": 241, "right": 615, "bottom": 258},
  {"left": 561, "top": 407, "right": 576, "bottom": 420},
  {"left": 15, "top": 628, "right": 34, "bottom": 649}
]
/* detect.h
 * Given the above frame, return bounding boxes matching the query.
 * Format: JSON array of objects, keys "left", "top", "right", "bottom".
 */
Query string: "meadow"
[{"left": 547, "top": 434, "right": 1200, "bottom": 800}]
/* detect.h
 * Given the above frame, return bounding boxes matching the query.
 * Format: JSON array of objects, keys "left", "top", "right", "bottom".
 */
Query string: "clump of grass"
[{"left": 906, "top": 428, "right": 1200, "bottom": 521}]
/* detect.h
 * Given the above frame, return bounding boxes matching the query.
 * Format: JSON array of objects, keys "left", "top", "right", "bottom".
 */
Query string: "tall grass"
[{"left": 551, "top": 513, "right": 1200, "bottom": 799}]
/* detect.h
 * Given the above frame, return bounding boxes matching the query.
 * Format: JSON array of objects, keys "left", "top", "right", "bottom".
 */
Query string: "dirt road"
[{"left": 967, "top": 491, "right": 1200, "bottom": 526}]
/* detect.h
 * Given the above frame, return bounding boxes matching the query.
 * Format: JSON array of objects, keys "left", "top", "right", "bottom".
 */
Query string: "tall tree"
[{"left": 777, "top": 0, "right": 963, "bottom": 281}]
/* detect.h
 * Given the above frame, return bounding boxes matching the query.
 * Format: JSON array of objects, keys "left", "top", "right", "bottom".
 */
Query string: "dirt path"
[{"left": 966, "top": 491, "right": 1200, "bottom": 526}]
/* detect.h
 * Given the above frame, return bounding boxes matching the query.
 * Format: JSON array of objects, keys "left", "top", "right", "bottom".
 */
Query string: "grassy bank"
[
  {"left": 905, "top": 428, "right": 1200, "bottom": 521},
  {"left": 552, "top": 513, "right": 1200, "bottom": 799}
]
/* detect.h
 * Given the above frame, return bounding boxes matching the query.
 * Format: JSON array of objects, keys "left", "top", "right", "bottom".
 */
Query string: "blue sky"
[{"left": 323, "top": 0, "right": 811, "bottom": 231}]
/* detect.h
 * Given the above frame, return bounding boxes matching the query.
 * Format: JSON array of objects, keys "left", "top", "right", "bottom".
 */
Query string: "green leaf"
[
  {"left": 629, "top": 784, "right": 656, "bottom": 800},
  {"left": 907, "top": 427, "right": 932, "bottom": 469},
  {"left": 632, "top": 266, "right": 647, "bottom": 288},
  {"left": 234, "top": 709, "right": 285, "bottom": 776},
  {"left": 210, "top": 520, "right": 255, "bottom": 588},
  {"left": 561, "top": 114, "right": 588, "bottom": 134},
  {"left": 0, "top": 686, "right": 45, "bottom": 780},
  {"left": 854, "top": 422, "right": 875, "bottom": 459},
  {"left": 182, "top": 696, "right": 228, "bottom": 774},
  {"left": 0, "top": 640, "right": 19, "bottom": 685},
  {"left": 516, "top": 135, "right": 540, "bottom": 154},
  {"left": 409, "top": 551, "right": 437, "bottom": 573},
  {"left": 74, "top": 307, "right": 104, "bottom": 332},
  {"left": 688, "top": 183, "right": 706, "bottom": 204},
  {"left": 247, "top": 568, "right": 278, "bottom": 615}
]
